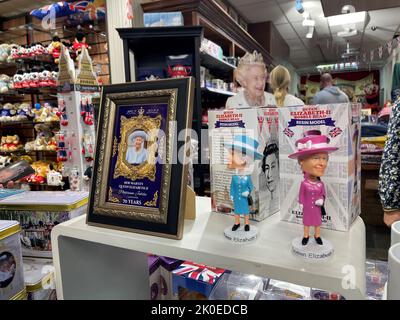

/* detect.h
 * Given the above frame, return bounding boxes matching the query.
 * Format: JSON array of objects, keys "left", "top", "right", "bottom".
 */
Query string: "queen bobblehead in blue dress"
[{"left": 225, "top": 135, "right": 263, "bottom": 232}]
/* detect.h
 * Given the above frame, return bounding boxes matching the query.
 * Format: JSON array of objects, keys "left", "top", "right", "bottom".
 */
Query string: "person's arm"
[
  {"left": 379, "top": 98, "right": 400, "bottom": 226},
  {"left": 299, "top": 181, "right": 306, "bottom": 206},
  {"left": 230, "top": 176, "right": 235, "bottom": 202}
]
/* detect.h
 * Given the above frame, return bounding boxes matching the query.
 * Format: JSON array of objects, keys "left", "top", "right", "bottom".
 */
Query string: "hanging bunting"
[
  {"left": 387, "top": 40, "right": 393, "bottom": 55},
  {"left": 126, "top": 0, "right": 134, "bottom": 20},
  {"left": 370, "top": 50, "right": 374, "bottom": 62},
  {"left": 378, "top": 46, "right": 383, "bottom": 59}
]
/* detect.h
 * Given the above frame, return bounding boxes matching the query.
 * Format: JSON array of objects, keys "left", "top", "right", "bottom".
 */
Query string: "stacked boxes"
[
  {"left": 172, "top": 261, "right": 225, "bottom": 299},
  {"left": 0, "top": 221, "right": 25, "bottom": 300},
  {"left": 23, "top": 258, "right": 56, "bottom": 300},
  {"left": 0, "top": 191, "right": 88, "bottom": 257}
]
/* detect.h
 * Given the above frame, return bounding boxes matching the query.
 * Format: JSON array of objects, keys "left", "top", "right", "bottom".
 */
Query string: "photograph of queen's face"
[
  {"left": 126, "top": 130, "right": 149, "bottom": 165},
  {"left": 262, "top": 143, "right": 279, "bottom": 196},
  {"left": 0, "top": 252, "right": 16, "bottom": 288}
]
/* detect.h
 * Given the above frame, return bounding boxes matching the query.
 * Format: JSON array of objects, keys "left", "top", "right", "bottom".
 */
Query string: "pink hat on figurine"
[{"left": 288, "top": 130, "right": 338, "bottom": 159}]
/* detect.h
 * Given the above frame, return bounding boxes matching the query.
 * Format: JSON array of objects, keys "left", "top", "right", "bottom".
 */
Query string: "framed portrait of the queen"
[{"left": 87, "top": 78, "right": 194, "bottom": 239}]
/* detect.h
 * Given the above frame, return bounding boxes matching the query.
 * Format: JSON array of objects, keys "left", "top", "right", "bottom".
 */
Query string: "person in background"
[
  {"left": 269, "top": 65, "right": 304, "bottom": 107},
  {"left": 379, "top": 97, "right": 400, "bottom": 226},
  {"left": 342, "top": 87, "right": 357, "bottom": 103},
  {"left": 312, "top": 73, "right": 349, "bottom": 105},
  {"left": 226, "top": 51, "right": 275, "bottom": 109}
]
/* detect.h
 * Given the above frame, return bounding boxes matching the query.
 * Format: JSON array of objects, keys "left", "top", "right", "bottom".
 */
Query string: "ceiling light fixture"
[
  {"left": 302, "top": 11, "right": 315, "bottom": 27},
  {"left": 337, "top": 27, "right": 358, "bottom": 37},
  {"left": 327, "top": 11, "right": 367, "bottom": 27},
  {"left": 306, "top": 26, "right": 314, "bottom": 39}
]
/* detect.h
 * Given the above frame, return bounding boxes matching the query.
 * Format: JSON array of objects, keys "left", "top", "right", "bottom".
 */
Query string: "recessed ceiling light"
[
  {"left": 306, "top": 26, "right": 314, "bottom": 39},
  {"left": 327, "top": 11, "right": 367, "bottom": 27}
]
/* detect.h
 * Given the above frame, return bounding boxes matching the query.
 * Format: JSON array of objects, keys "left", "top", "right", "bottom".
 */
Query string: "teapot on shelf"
[{"left": 167, "top": 64, "right": 191, "bottom": 78}]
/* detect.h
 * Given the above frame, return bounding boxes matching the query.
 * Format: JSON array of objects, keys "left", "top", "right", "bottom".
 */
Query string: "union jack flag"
[
  {"left": 70, "top": 0, "right": 106, "bottom": 21},
  {"left": 173, "top": 262, "right": 224, "bottom": 284},
  {"left": 69, "top": 1, "right": 90, "bottom": 12},
  {"left": 283, "top": 127, "right": 294, "bottom": 137},
  {"left": 329, "top": 127, "right": 342, "bottom": 138}
]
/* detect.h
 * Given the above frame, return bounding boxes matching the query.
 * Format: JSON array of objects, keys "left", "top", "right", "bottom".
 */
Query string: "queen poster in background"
[{"left": 87, "top": 78, "right": 194, "bottom": 239}]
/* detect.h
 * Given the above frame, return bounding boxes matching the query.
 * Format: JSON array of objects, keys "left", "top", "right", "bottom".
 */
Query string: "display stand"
[
  {"left": 51, "top": 197, "right": 366, "bottom": 300},
  {"left": 57, "top": 46, "right": 99, "bottom": 190}
]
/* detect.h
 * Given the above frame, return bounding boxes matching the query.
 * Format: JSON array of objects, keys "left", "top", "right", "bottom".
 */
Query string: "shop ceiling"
[{"left": 228, "top": 0, "right": 400, "bottom": 73}]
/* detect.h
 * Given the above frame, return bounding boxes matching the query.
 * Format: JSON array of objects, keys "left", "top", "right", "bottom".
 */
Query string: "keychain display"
[
  {"left": 57, "top": 99, "right": 69, "bottom": 126},
  {"left": 57, "top": 132, "right": 68, "bottom": 162},
  {"left": 80, "top": 97, "right": 94, "bottom": 126},
  {"left": 69, "top": 167, "right": 81, "bottom": 191},
  {"left": 82, "top": 131, "right": 94, "bottom": 162}
]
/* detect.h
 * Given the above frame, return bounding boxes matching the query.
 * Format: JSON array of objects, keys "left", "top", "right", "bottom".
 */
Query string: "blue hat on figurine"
[{"left": 224, "top": 135, "right": 263, "bottom": 160}]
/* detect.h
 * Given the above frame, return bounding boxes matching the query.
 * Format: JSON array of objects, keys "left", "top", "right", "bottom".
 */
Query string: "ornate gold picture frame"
[{"left": 87, "top": 78, "right": 194, "bottom": 239}]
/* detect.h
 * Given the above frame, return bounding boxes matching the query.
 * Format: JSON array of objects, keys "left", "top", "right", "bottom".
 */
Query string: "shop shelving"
[{"left": 51, "top": 197, "right": 366, "bottom": 300}]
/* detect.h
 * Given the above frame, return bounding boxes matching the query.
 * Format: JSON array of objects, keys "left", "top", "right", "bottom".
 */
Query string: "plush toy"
[
  {"left": 0, "top": 44, "right": 10, "bottom": 62},
  {"left": 39, "top": 66, "right": 51, "bottom": 87},
  {"left": 72, "top": 30, "right": 90, "bottom": 60},
  {"left": 50, "top": 67, "right": 59, "bottom": 87},
  {"left": 21, "top": 69, "right": 30, "bottom": 88},
  {"left": 0, "top": 155, "right": 12, "bottom": 168},
  {"left": 0, "top": 74, "right": 11, "bottom": 93},
  {"left": 15, "top": 103, "right": 33, "bottom": 121},
  {"left": 25, "top": 124, "right": 53, "bottom": 151},
  {"left": 0, "top": 137, "right": 7, "bottom": 151},
  {"left": 0, "top": 103, "right": 16, "bottom": 122},
  {"left": 13, "top": 70, "right": 24, "bottom": 89},
  {"left": 27, "top": 161, "right": 51, "bottom": 184},
  {"left": 33, "top": 43, "right": 46, "bottom": 56},
  {"left": 10, "top": 44, "right": 19, "bottom": 60},
  {"left": 48, "top": 36, "right": 62, "bottom": 64},
  {"left": 5, "top": 135, "right": 22, "bottom": 152},
  {"left": 29, "top": 67, "right": 40, "bottom": 88},
  {"left": 33, "top": 103, "right": 47, "bottom": 123}
]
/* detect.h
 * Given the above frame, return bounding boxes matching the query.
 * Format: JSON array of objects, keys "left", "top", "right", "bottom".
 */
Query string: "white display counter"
[{"left": 51, "top": 197, "right": 366, "bottom": 300}]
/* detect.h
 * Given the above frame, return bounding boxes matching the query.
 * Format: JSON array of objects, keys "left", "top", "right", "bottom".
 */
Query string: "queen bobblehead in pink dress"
[
  {"left": 289, "top": 130, "right": 338, "bottom": 246},
  {"left": 299, "top": 174, "right": 326, "bottom": 227}
]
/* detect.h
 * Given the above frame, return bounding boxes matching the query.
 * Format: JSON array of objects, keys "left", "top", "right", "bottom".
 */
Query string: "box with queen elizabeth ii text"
[
  {"left": 208, "top": 107, "right": 279, "bottom": 221},
  {"left": 278, "top": 103, "right": 361, "bottom": 231}
]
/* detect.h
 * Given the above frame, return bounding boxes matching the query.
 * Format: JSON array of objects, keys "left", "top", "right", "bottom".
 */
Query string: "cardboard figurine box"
[
  {"left": 208, "top": 107, "right": 279, "bottom": 221},
  {"left": 278, "top": 103, "right": 361, "bottom": 231},
  {"left": 0, "top": 220, "right": 25, "bottom": 300},
  {"left": 159, "top": 256, "right": 183, "bottom": 300},
  {"left": 172, "top": 261, "right": 225, "bottom": 299},
  {"left": 0, "top": 191, "right": 88, "bottom": 258}
]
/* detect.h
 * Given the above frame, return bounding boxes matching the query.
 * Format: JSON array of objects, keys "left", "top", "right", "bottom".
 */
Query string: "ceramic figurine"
[
  {"left": 225, "top": 135, "right": 262, "bottom": 233},
  {"left": 47, "top": 164, "right": 64, "bottom": 186},
  {"left": 288, "top": 130, "right": 338, "bottom": 246}
]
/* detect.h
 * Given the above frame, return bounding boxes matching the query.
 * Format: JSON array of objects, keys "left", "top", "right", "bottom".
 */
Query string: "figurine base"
[
  {"left": 291, "top": 237, "right": 333, "bottom": 261},
  {"left": 224, "top": 225, "right": 258, "bottom": 243}
]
